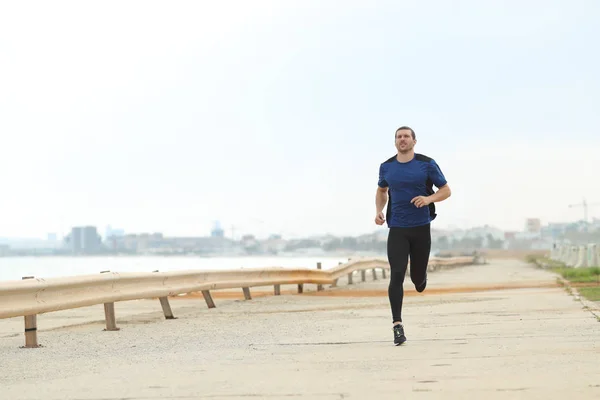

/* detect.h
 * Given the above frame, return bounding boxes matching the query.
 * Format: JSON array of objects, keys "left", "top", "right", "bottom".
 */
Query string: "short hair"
[{"left": 395, "top": 126, "right": 415, "bottom": 140}]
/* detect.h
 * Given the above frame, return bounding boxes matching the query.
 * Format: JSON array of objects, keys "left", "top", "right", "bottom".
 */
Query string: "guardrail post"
[
  {"left": 103, "top": 303, "right": 119, "bottom": 331},
  {"left": 348, "top": 272, "right": 353, "bottom": 284},
  {"left": 153, "top": 270, "right": 176, "bottom": 319},
  {"left": 361, "top": 270, "right": 366, "bottom": 282},
  {"left": 331, "top": 262, "right": 342, "bottom": 287},
  {"left": 100, "top": 271, "right": 120, "bottom": 331},
  {"left": 202, "top": 290, "right": 216, "bottom": 308},
  {"left": 242, "top": 287, "right": 252, "bottom": 300},
  {"left": 159, "top": 297, "right": 176, "bottom": 319},
  {"left": 21, "top": 276, "right": 40, "bottom": 349},
  {"left": 298, "top": 284, "right": 304, "bottom": 294},
  {"left": 316, "top": 262, "right": 323, "bottom": 291},
  {"left": 274, "top": 284, "right": 281, "bottom": 295}
]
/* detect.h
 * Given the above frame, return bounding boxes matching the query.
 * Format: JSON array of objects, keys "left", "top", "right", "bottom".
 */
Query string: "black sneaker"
[{"left": 393, "top": 324, "right": 406, "bottom": 346}]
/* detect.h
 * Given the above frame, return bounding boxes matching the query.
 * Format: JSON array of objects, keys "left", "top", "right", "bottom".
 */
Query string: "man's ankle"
[{"left": 393, "top": 321, "right": 403, "bottom": 326}]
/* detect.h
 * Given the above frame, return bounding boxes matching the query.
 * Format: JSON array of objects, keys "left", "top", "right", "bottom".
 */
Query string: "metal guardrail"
[{"left": 0, "top": 256, "right": 475, "bottom": 348}]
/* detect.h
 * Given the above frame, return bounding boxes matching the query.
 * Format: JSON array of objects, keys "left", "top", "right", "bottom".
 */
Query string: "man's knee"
[
  {"left": 389, "top": 271, "right": 406, "bottom": 287},
  {"left": 410, "top": 267, "right": 427, "bottom": 292}
]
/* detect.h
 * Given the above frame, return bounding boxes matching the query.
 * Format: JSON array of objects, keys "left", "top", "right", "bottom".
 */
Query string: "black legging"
[{"left": 387, "top": 223, "right": 431, "bottom": 323}]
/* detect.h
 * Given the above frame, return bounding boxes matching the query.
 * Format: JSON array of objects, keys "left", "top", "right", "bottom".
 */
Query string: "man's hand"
[
  {"left": 375, "top": 211, "right": 385, "bottom": 225},
  {"left": 411, "top": 196, "right": 431, "bottom": 208}
]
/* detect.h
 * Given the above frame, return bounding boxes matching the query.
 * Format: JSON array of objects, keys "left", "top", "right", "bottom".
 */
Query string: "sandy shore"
[{"left": 1, "top": 259, "right": 599, "bottom": 399}]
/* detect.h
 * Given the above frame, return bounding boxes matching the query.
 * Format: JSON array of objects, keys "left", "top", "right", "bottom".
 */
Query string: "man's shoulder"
[
  {"left": 380, "top": 155, "right": 396, "bottom": 168},
  {"left": 415, "top": 153, "right": 434, "bottom": 163},
  {"left": 381, "top": 153, "right": 438, "bottom": 167},
  {"left": 382, "top": 155, "right": 396, "bottom": 164}
]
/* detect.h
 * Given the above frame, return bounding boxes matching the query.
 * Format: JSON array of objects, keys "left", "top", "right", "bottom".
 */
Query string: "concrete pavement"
[{"left": 1, "top": 259, "right": 599, "bottom": 399}]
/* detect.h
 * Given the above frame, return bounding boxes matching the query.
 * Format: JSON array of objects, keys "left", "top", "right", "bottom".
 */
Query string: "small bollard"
[
  {"left": 372, "top": 268, "right": 378, "bottom": 280},
  {"left": 348, "top": 272, "right": 353, "bottom": 285},
  {"left": 21, "top": 276, "right": 40, "bottom": 348},
  {"left": 361, "top": 270, "right": 366, "bottom": 282},
  {"left": 274, "top": 284, "right": 281, "bottom": 296},
  {"left": 298, "top": 284, "right": 304, "bottom": 294},
  {"left": 382, "top": 268, "right": 387, "bottom": 279}
]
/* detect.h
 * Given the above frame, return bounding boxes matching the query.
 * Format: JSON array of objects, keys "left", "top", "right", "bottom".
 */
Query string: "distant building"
[
  {"left": 525, "top": 218, "right": 541, "bottom": 233},
  {"left": 112, "top": 233, "right": 164, "bottom": 252},
  {"left": 105, "top": 225, "right": 125, "bottom": 240},
  {"left": 504, "top": 232, "right": 517, "bottom": 241},
  {"left": 70, "top": 227, "right": 81, "bottom": 251},
  {"left": 211, "top": 221, "right": 224, "bottom": 238},
  {"left": 263, "top": 235, "right": 286, "bottom": 254},
  {"left": 67, "top": 226, "right": 102, "bottom": 254}
]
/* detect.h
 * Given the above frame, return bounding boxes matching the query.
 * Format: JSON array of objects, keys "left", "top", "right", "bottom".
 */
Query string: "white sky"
[{"left": 1, "top": 0, "right": 599, "bottom": 239}]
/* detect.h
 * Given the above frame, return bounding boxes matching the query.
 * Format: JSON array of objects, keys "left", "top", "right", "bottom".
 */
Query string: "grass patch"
[
  {"left": 525, "top": 254, "right": 566, "bottom": 268},
  {"left": 552, "top": 267, "right": 600, "bottom": 283},
  {"left": 526, "top": 254, "right": 600, "bottom": 304},
  {"left": 525, "top": 254, "right": 539, "bottom": 263},
  {"left": 577, "top": 287, "right": 600, "bottom": 302}
]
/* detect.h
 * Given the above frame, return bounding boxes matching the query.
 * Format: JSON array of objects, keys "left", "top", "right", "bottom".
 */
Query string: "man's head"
[{"left": 395, "top": 126, "right": 416, "bottom": 154}]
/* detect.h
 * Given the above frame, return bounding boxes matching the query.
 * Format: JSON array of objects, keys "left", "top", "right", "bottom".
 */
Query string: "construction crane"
[{"left": 568, "top": 198, "right": 600, "bottom": 223}]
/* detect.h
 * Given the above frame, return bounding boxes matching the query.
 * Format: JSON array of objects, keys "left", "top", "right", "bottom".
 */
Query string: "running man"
[{"left": 375, "top": 126, "right": 451, "bottom": 345}]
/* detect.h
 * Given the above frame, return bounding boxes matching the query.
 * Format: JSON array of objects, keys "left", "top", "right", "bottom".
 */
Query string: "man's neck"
[{"left": 396, "top": 150, "right": 415, "bottom": 163}]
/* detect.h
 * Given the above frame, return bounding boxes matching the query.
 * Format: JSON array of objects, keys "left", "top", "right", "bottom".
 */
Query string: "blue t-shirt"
[{"left": 378, "top": 153, "right": 447, "bottom": 228}]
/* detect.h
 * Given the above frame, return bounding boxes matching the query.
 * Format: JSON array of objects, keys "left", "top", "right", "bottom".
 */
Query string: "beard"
[{"left": 397, "top": 144, "right": 414, "bottom": 154}]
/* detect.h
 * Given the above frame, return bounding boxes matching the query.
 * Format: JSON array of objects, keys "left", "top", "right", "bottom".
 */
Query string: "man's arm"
[
  {"left": 375, "top": 163, "right": 389, "bottom": 224},
  {"left": 375, "top": 186, "right": 388, "bottom": 225},
  {"left": 376, "top": 186, "right": 388, "bottom": 213},
  {"left": 425, "top": 158, "right": 451, "bottom": 204},
  {"left": 428, "top": 184, "right": 451, "bottom": 203},
  {"left": 411, "top": 184, "right": 450, "bottom": 208},
  {"left": 412, "top": 157, "right": 451, "bottom": 208}
]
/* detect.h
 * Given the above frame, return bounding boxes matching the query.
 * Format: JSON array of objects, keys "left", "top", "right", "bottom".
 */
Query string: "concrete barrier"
[
  {"left": 550, "top": 243, "right": 599, "bottom": 268},
  {"left": 587, "top": 244, "right": 598, "bottom": 268},
  {"left": 574, "top": 245, "right": 587, "bottom": 268},
  {"left": 560, "top": 247, "right": 568, "bottom": 263},
  {"left": 566, "top": 246, "right": 575, "bottom": 266}
]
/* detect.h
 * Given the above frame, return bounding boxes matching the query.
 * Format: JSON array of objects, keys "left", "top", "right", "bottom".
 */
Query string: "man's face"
[{"left": 395, "top": 129, "right": 416, "bottom": 153}]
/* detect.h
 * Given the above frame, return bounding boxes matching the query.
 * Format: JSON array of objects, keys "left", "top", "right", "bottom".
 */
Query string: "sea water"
[{"left": 0, "top": 255, "right": 351, "bottom": 282}]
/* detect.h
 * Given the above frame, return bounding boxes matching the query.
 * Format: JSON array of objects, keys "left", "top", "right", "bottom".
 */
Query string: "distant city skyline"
[
  {"left": 3, "top": 214, "right": 600, "bottom": 243},
  {"left": 1, "top": 1, "right": 599, "bottom": 239}
]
